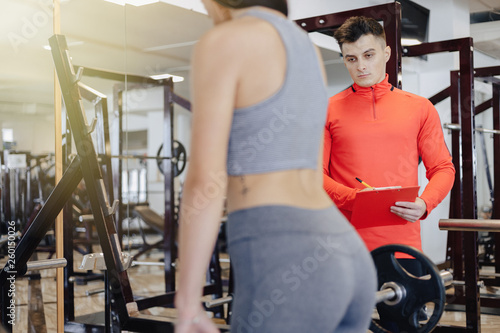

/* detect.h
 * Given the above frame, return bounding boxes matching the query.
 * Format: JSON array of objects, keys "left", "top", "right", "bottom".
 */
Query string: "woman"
[{"left": 174, "top": 1, "right": 377, "bottom": 332}]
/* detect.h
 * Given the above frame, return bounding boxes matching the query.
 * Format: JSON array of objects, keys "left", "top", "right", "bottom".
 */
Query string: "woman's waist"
[
  {"left": 226, "top": 204, "right": 354, "bottom": 241},
  {"left": 226, "top": 169, "right": 329, "bottom": 212}
]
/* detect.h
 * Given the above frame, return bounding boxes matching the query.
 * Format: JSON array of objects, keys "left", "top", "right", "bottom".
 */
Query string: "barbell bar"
[
  {"left": 204, "top": 270, "right": 454, "bottom": 309},
  {"left": 26, "top": 258, "right": 67, "bottom": 272},
  {"left": 105, "top": 154, "right": 177, "bottom": 161},
  {"left": 443, "top": 123, "right": 500, "bottom": 135},
  {"left": 439, "top": 219, "right": 500, "bottom": 232}
]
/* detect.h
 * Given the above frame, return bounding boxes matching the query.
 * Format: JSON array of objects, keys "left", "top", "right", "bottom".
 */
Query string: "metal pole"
[
  {"left": 26, "top": 258, "right": 67, "bottom": 272},
  {"left": 440, "top": 219, "right": 500, "bottom": 232}
]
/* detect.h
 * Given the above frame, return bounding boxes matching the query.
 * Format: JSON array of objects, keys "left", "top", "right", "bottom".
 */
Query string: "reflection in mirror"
[{"left": 1, "top": 1, "right": 56, "bottom": 153}]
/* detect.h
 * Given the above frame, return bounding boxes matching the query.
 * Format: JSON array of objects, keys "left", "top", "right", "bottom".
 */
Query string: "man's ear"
[{"left": 385, "top": 45, "right": 391, "bottom": 63}]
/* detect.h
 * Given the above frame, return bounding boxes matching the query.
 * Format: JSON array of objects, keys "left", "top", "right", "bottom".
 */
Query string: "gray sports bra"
[{"left": 226, "top": 9, "right": 328, "bottom": 176}]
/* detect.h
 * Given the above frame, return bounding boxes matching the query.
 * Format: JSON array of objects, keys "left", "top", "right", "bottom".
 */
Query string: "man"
[{"left": 323, "top": 16, "right": 455, "bottom": 330}]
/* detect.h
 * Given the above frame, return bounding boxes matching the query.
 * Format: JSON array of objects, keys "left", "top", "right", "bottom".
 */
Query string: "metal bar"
[
  {"left": 49, "top": 34, "right": 135, "bottom": 328},
  {"left": 63, "top": 198, "right": 75, "bottom": 322},
  {"left": 116, "top": 89, "right": 124, "bottom": 250},
  {"left": 474, "top": 98, "right": 492, "bottom": 116},
  {"left": 492, "top": 83, "right": 500, "bottom": 285},
  {"left": 171, "top": 91, "right": 192, "bottom": 111},
  {"left": 429, "top": 86, "right": 451, "bottom": 105},
  {"left": 404, "top": 38, "right": 471, "bottom": 57},
  {"left": 76, "top": 66, "right": 161, "bottom": 85},
  {"left": 94, "top": 92, "right": 114, "bottom": 205},
  {"left": 473, "top": 66, "right": 500, "bottom": 78},
  {"left": 458, "top": 39, "right": 480, "bottom": 333},
  {"left": 27, "top": 258, "right": 67, "bottom": 271},
  {"left": 437, "top": 124, "right": 499, "bottom": 135},
  {"left": 375, "top": 288, "right": 397, "bottom": 304},
  {"left": 439, "top": 219, "right": 500, "bottom": 232},
  {"left": 450, "top": 71, "right": 462, "bottom": 220},
  {"left": 136, "top": 292, "right": 176, "bottom": 311},
  {"left": 205, "top": 296, "right": 233, "bottom": 309},
  {"left": 475, "top": 127, "right": 500, "bottom": 135},
  {"left": 477, "top": 126, "right": 494, "bottom": 202},
  {"left": 85, "top": 288, "right": 105, "bottom": 296},
  {"left": 443, "top": 123, "right": 460, "bottom": 131},
  {"left": 62, "top": 113, "right": 76, "bottom": 323},
  {"left": 295, "top": 2, "right": 402, "bottom": 88},
  {"left": 163, "top": 81, "right": 176, "bottom": 293},
  {"left": 446, "top": 71, "right": 464, "bottom": 287},
  {"left": 106, "top": 154, "right": 173, "bottom": 160},
  {"left": 206, "top": 271, "right": 453, "bottom": 309},
  {"left": 79, "top": 82, "right": 107, "bottom": 102},
  {"left": 451, "top": 280, "right": 485, "bottom": 288},
  {"left": 440, "top": 271, "right": 454, "bottom": 288}
]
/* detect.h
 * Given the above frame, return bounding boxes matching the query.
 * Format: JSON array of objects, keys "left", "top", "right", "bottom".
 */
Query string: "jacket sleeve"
[
  {"left": 323, "top": 122, "right": 358, "bottom": 211},
  {"left": 418, "top": 100, "right": 456, "bottom": 219}
]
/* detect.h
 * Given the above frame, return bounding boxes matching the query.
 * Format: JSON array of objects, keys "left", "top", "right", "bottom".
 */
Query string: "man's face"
[{"left": 341, "top": 34, "right": 391, "bottom": 87}]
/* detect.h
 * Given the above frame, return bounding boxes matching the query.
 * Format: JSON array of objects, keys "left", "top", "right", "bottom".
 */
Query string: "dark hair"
[
  {"left": 333, "top": 16, "right": 386, "bottom": 49},
  {"left": 212, "top": 0, "right": 288, "bottom": 17}
]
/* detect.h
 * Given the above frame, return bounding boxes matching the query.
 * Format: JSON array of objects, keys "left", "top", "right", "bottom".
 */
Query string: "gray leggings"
[{"left": 227, "top": 205, "right": 377, "bottom": 333}]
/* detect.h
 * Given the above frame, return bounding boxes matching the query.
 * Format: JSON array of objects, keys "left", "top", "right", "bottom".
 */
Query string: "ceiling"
[{"left": 0, "top": 0, "right": 499, "bottom": 119}]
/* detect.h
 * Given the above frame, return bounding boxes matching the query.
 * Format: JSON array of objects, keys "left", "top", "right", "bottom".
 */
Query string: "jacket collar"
[{"left": 350, "top": 74, "right": 393, "bottom": 98}]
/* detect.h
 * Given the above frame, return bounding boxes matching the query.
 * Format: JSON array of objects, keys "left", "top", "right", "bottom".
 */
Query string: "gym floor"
[{"left": 3, "top": 234, "right": 500, "bottom": 333}]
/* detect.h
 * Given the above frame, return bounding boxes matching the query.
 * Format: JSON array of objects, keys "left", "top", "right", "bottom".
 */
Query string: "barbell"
[{"left": 369, "top": 244, "right": 450, "bottom": 333}]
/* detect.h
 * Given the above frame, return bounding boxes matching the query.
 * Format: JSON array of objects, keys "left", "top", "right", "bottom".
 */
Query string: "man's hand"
[{"left": 390, "top": 197, "right": 427, "bottom": 223}]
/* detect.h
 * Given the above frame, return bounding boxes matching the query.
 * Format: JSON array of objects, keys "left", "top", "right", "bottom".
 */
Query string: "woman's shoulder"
[{"left": 197, "top": 16, "right": 277, "bottom": 53}]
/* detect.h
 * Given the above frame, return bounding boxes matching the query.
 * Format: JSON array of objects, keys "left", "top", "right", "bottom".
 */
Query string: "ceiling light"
[
  {"left": 158, "top": 0, "right": 207, "bottom": 14},
  {"left": 150, "top": 73, "right": 184, "bottom": 82},
  {"left": 43, "top": 41, "right": 85, "bottom": 51}
]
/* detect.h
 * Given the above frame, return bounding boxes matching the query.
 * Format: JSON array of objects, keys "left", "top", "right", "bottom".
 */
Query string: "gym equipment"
[
  {"left": 131, "top": 205, "right": 165, "bottom": 259},
  {"left": 25, "top": 258, "right": 67, "bottom": 273},
  {"left": 156, "top": 140, "right": 187, "bottom": 177},
  {"left": 370, "top": 245, "right": 448, "bottom": 333},
  {"left": 432, "top": 66, "right": 500, "bottom": 330},
  {"left": 440, "top": 219, "right": 500, "bottom": 232}
]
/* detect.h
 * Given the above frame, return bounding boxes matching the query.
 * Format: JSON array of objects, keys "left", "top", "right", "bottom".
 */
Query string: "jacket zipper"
[{"left": 371, "top": 87, "right": 377, "bottom": 120}]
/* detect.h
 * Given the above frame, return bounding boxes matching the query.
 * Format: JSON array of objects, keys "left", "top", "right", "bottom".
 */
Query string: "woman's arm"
[{"left": 174, "top": 27, "right": 241, "bottom": 325}]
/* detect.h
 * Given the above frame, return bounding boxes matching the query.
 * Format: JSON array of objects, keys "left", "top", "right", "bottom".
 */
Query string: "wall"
[{"left": 0, "top": 113, "right": 55, "bottom": 154}]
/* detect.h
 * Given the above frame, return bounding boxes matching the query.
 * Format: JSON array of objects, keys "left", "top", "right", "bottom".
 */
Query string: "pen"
[{"left": 355, "top": 177, "right": 373, "bottom": 188}]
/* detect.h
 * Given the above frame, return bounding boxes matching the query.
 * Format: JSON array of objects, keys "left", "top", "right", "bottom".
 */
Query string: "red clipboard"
[{"left": 351, "top": 186, "right": 420, "bottom": 229}]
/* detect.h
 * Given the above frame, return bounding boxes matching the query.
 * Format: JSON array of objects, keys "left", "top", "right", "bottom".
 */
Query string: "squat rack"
[{"left": 432, "top": 66, "right": 500, "bottom": 312}]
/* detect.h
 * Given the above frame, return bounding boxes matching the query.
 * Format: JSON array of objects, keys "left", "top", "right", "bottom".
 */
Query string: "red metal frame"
[{"left": 296, "top": 2, "right": 402, "bottom": 88}]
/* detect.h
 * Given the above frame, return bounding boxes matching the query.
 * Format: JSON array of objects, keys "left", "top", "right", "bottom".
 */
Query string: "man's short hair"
[{"left": 333, "top": 16, "right": 386, "bottom": 50}]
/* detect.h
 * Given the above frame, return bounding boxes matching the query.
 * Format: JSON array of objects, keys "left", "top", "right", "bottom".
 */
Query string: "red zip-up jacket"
[{"left": 323, "top": 74, "right": 455, "bottom": 252}]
